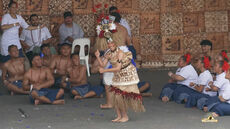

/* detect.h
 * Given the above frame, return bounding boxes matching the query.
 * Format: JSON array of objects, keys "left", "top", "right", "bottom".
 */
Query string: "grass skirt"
[{"left": 109, "top": 85, "right": 145, "bottom": 112}]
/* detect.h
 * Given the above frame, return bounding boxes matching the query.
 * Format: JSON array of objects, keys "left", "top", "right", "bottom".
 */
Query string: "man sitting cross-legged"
[
  {"left": 50, "top": 43, "right": 72, "bottom": 88},
  {"left": 2, "top": 45, "right": 29, "bottom": 95},
  {"left": 23, "top": 54, "right": 65, "bottom": 105},
  {"left": 62, "top": 53, "right": 104, "bottom": 100}
]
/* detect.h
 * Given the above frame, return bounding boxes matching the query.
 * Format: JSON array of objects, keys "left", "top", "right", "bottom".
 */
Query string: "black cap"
[{"left": 64, "top": 11, "right": 73, "bottom": 19}]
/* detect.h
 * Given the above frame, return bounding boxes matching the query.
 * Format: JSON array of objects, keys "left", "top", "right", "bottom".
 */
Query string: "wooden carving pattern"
[
  {"left": 182, "top": 0, "right": 204, "bottom": 12},
  {"left": 205, "top": 11, "right": 228, "bottom": 33},
  {"left": 140, "top": 12, "right": 160, "bottom": 34},
  {"left": 162, "top": 35, "right": 183, "bottom": 54},
  {"left": 183, "top": 12, "right": 204, "bottom": 33}
]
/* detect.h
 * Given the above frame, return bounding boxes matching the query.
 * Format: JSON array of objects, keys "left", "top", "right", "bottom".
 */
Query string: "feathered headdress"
[
  {"left": 92, "top": 3, "right": 117, "bottom": 42},
  {"left": 203, "top": 56, "right": 211, "bottom": 69},
  {"left": 184, "top": 53, "right": 191, "bottom": 64}
]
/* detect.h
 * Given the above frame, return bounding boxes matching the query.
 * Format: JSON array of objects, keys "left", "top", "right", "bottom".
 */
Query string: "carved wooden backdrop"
[{"left": 1, "top": 0, "right": 230, "bottom": 67}]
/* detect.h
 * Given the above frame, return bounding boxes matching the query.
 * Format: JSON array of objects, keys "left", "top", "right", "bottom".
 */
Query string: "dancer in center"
[{"left": 95, "top": 38, "right": 145, "bottom": 122}]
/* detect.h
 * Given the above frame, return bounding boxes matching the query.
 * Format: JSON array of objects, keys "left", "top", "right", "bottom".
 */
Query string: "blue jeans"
[
  {"left": 212, "top": 103, "right": 230, "bottom": 116},
  {"left": 159, "top": 83, "right": 182, "bottom": 101}
]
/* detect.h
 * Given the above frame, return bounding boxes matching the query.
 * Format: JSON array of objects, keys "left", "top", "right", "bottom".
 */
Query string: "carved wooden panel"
[
  {"left": 183, "top": 12, "right": 205, "bottom": 33},
  {"left": 182, "top": 0, "right": 204, "bottom": 12},
  {"left": 140, "top": 34, "right": 162, "bottom": 55},
  {"left": 160, "top": 13, "right": 183, "bottom": 36},
  {"left": 115, "top": 0, "right": 139, "bottom": 13},
  {"left": 162, "top": 35, "right": 183, "bottom": 54},
  {"left": 139, "top": 0, "right": 160, "bottom": 12},
  {"left": 205, "top": 0, "right": 227, "bottom": 11},
  {"left": 49, "top": 0, "right": 72, "bottom": 16},
  {"left": 23, "top": 0, "right": 49, "bottom": 15},
  {"left": 161, "top": 0, "right": 183, "bottom": 13},
  {"left": 73, "top": 0, "right": 93, "bottom": 14},
  {"left": 206, "top": 33, "right": 228, "bottom": 52},
  {"left": 140, "top": 12, "right": 160, "bottom": 34},
  {"left": 205, "top": 11, "right": 228, "bottom": 33}
]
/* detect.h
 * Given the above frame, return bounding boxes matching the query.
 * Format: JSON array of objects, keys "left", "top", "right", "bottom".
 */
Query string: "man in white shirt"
[
  {"left": 109, "top": 6, "right": 136, "bottom": 59},
  {"left": 20, "top": 14, "right": 52, "bottom": 61},
  {"left": 59, "top": 11, "right": 84, "bottom": 45}
]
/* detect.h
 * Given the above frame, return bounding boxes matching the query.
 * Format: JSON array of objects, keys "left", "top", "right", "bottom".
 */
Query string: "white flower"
[
  {"left": 96, "top": 25, "right": 101, "bottom": 36},
  {"left": 109, "top": 23, "right": 116, "bottom": 30}
]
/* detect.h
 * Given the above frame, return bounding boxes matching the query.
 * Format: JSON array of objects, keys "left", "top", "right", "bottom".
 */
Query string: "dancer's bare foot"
[
  {"left": 74, "top": 95, "right": 83, "bottom": 100},
  {"left": 212, "top": 112, "right": 219, "bottom": 118},
  {"left": 100, "top": 104, "right": 112, "bottom": 109},
  {"left": 34, "top": 99, "right": 40, "bottom": 106},
  {"left": 118, "top": 117, "right": 129, "bottom": 123},
  {"left": 162, "top": 96, "right": 169, "bottom": 102},
  {"left": 203, "top": 107, "right": 208, "bottom": 112},
  {"left": 52, "top": 99, "right": 65, "bottom": 105},
  {"left": 112, "top": 117, "right": 121, "bottom": 122},
  {"left": 141, "top": 93, "right": 152, "bottom": 97}
]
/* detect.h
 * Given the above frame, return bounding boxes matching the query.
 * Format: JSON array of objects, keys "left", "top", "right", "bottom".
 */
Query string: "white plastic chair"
[{"left": 72, "top": 38, "right": 90, "bottom": 77}]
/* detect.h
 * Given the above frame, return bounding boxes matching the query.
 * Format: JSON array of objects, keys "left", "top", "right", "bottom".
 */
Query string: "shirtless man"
[
  {"left": 50, "top": 43, "right": 72, "bottom": 88},
  {"left": 41, "top": 44, "right": 56, "bottom": 67},
  {"left": 2, "top": 45, "right": 29, "bottom": 95},
  {"left": 23, "top": 54, "right": 64, "bottom": 105},
  {"left": 62, "top": 53, "right": 104, "bottom": 99}
]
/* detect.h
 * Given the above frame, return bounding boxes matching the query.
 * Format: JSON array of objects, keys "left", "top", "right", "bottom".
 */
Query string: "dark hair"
[
  {"left": 63, "top": 11, "right": 73, "bottom": 19},
  {"left": 8, "top": 45, "right": 17, "bottom": 52},
  {"left": 109, "top": 6, "right": 118, "bottom": 14},
  {"left": 181, "top": 55, "right": 191, "bottom": 65},
  {"left": 29, "top": 14, "right": 38, "bottom": 21},
  {"left": 200, "top": 40, "right": 212, "bottom": 50},
  {"left": 30, "top": 53, "right": 40, "bottom": 65},
  {"left": 110, "top": 12, "right": 121, "bottom": 23},
  {"left": 40, "top": 44, "right": 50, "bottom": 51},
  {"left": 8, "top": 1, "right": 17, "bottom": 8},
  {"left": 70, "top": 53, "right": 79, "bottom": 59},
  {"left": 60, "top": 43, "right": 72, "bottom": 48}
]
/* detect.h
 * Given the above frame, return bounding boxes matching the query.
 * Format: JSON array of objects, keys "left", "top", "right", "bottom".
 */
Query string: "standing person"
[
  {"left": 2, "top": 45, "right": 29, "bottom": 95},
  {"left": 96, "top": 39, "right": 145, "bottom": 123},
  {"left": 109, "top": 6, "right": 136, "bottom": 59},
  {"left": 59, "top": 11, "right": 84, "bottom": 45},
  {"left": 0, "top": 1, "right": 45, "bottom": 63},
  {"left": 20, "top": 14, "right": 53, "bottom": 61},
  {"left": 23, "top": 54, "right": 65, "bottom": 105}
]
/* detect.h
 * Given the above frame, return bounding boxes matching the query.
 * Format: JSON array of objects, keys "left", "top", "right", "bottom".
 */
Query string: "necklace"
[{"left": 31, "top": 28, "right": 41, "bottom": 47}]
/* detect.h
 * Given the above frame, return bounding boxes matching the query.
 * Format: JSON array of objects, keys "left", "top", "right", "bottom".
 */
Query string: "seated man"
[
  {"left": 62, "top": 53, "right": 104, "bottom": 100},
  {"left": 23, "top": 54, "right": 64, "bottom": 105},
  {"left": 59, "top": 11, "right": 84, "bottom": 45},
  {"left": 41, "top": 44, "right": 56, "bottom": 67},
  {"left": 20, "top": 14, "right": 53, "bottom": 61},
  {"left": 50, "top": 43, "right": 72, "bottom": 88},
  {"left": 2, "top": 45, "right": 29, "bottom": 95}
]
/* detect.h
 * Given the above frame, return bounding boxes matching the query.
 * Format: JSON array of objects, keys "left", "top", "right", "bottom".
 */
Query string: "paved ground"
[{"left": 0, "top": 69, "right": 230, "bottom": 129}]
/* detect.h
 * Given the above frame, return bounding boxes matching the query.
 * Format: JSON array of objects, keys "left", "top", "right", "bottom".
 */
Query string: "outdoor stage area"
[{"left": 0, "top": 69, "right": 230, "bottom": 129}]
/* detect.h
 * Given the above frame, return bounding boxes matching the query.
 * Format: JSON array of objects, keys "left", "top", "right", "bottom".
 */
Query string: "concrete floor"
[{"left": 0, "top": 69, "right": 230, "bottom": 129}]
